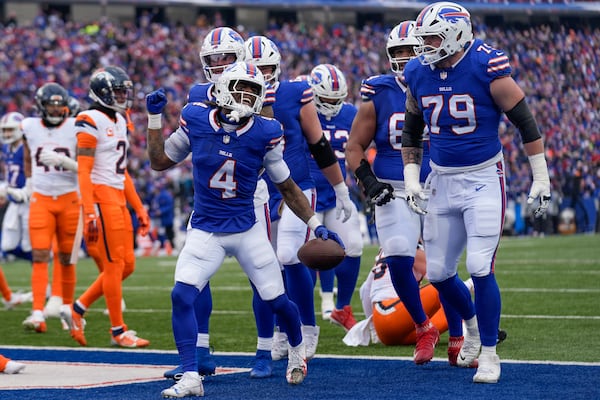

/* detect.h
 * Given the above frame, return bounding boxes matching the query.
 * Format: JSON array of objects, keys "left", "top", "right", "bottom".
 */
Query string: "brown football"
[{"left": 297, "top": 238, "right": 346, "bottom": 271}]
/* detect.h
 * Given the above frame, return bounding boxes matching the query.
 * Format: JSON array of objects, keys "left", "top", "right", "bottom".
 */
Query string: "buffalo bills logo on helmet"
[{"left": 437, "top": 5, "right": 470, "bottom": 24}]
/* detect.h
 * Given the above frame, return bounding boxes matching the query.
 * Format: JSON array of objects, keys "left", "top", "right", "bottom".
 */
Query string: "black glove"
[{"left": 354, "top": 159, "right": 394, "bottom": 206}]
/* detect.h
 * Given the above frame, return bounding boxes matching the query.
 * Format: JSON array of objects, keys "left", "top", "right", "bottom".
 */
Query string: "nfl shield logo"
[
  {"left": 223, "top": 135, "right": 230, "bottom": 144},
  {"left": 440, "top": 71, "right": 447, "bottom": 80}
]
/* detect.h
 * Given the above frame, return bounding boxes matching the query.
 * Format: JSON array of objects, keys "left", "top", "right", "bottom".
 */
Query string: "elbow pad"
[
  {"left": 505, "top": 98, "right": 541, "bottom": 144},
  {"left": 308, "top": 134, "right": 338, "bottom": 169},
  {"left": 401, "top": 111, "right": 425, "bottom": 148}
]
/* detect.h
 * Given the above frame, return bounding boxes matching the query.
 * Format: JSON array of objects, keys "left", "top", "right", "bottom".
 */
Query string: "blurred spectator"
[{"left": 0, "top": 15, "right": 597, "bottom": 236}]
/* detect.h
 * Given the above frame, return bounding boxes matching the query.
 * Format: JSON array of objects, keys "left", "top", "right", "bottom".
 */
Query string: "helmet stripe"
[
  {"left": 398, "top": 21, "right": 410, "bottom": 38},
  {"left": 326, "top": 65, "right": 340, "bottom": 91},
  {"left": 416, "top": 4, "right": 433, "bottom": 27},
  {"left": 211, "top": 28, "right": 223, "bottom": 46},
  {"left": 251, "top": 37, "right": 262, "bottom": 59}
]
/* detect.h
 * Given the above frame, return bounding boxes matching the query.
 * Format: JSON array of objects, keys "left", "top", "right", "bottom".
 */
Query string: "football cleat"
[
  {"left": 413, "top": 321, "right": 439, "bottom": 365},
  {"left": 2, "top": 291, "right": 32, "bottom": 310},
  {"left": 473, "top": 353, "right": 501, "bottom": 383},
  {"left": 329, "top": 305, "right": 357, "bottom": 331},
  {"left": 286, "top": 342, "right": 307, "bottom": 385},
  {"left": 3, "top": 360, "right": 26, "bottom": 374},
  {"left": 44, "top": 295, "right": 63, "bottom": 318},
  {"left": 271, "top": 329, "right": 288, "bottom": 361},
  {"left": 448, "top": 336, "right": 478, "bottom": 368},
  {"left": 111, "top": 330, "right": 150, "bottom": 348},
  {"left": 161, "top": 371, "right": 204, "bottom": 398},
  {"left": 22, "top": 314, "right": 47, "bottom": 333},
  {"left": 250, "top": 349, "right": 272, "bottom": 379},
  {"left": 458, "top": 329, "right": 481, "bottom": 367},
  {"left": 60, "top": 304, "right": 87, "bottom": 346},
  {"left": 164, "top": 347, "right": 216, "bottom": 381}
]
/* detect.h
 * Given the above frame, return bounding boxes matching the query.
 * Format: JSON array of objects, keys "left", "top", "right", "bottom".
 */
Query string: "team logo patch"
[{"left": 223, "top": 135, "right": 230, "bottom": 144}]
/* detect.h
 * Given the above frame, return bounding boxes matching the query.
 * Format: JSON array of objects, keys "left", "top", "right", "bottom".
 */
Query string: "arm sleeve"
[
  {"left": 164, "top": 128, "right": 191, "bottom": 163},
  {"left": 264, "top": 142, "right": 291, "bottom": 184},
  {"left": 124, "top": 170, "right": 144, "bottom": 213}
]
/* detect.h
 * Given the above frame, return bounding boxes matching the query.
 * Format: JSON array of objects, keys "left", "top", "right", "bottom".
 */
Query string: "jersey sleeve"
[{"left": 359, "top": 76, "right": 380, "bottom": 102}]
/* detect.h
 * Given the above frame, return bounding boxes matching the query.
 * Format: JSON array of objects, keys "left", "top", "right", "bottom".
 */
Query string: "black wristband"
[
  {"left": 354, "top": 159, "right": 377, "bottom": 188},
  {"left": 308, "top": 134, "right": 338, "bottom": 169},
  {"left": 505, "top": 98, "right": 541, "bottom": 144}
]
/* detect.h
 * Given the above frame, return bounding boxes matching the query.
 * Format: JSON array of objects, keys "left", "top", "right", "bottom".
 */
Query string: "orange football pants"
[
  {"left": 372, "top": 283, "right": 449, "bottom": 345},
  {"left": 79, "top": 202, "right": 129, "bottom": 329},
  {"left": 28, "top": 191, "right": 79, "bottom": 311}
]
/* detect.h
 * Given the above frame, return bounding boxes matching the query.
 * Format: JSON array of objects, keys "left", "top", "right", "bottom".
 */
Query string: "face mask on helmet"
[
  {"left": 413, "top": 1, "right": 473, "bottom": 66},
  {"left": 215, "top": 62, "right": 266, "bottom": 119},
  {"left": 89, "top": 66, "right": 134, "bottom": 112},
  {"left": 244, "top": 36, "right": 281, "bottom": 84},
  {"left": 386, "top": 21, "right": 421, "bottom": 76},
  {"left": 200, "top": 27, "right": 246, "bottom": 83},
  {"left": 0, "top": 112, "right": 25, "bottom": 144},
  {"left": 309, "top": 64, "right": 348, "bottom": 119},
  {"left": 35, "top": 83, "right": 70, "bottom": 126}
]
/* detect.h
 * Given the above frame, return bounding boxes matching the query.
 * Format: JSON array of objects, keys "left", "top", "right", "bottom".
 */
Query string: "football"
[{"left": 297, "top": 238, "right": 345, "bottom": 271}]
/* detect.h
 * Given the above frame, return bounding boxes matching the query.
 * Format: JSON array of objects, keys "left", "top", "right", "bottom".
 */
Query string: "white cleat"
[
  {"left": 458, "top": 329, "right": 481, "bottom": 367},
  {"left": 3, "top": 291, "right": 33, "bottom": 310},
  {"left": 3, "top": 360, "right": 26, "bottom": 374},
  {"left": 473, "top": 353, "right": 501, "bottom": 383},
  {"left": 301, "top": 325, "right": 320, "bottom": 360},
  {"left": 161, "top": 371, "right": 204, "bottom": 398},
  {"left": 271, "top": 329, "right": 288, "bottom": 361},
  {"left": 286, "top": 342, "right": 307, "bottom": 385},
  {"left": 43, "top": 296, "right": 63, "bottom": 318}
]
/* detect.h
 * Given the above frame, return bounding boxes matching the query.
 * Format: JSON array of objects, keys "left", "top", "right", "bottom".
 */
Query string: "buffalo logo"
[{"left": 437, "top": 6, "right": 470, "bottom": 24}]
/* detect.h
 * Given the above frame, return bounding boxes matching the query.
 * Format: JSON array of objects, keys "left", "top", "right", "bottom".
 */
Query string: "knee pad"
[{"left": 381, "top": 235, "right": 412, "bottom": 257}]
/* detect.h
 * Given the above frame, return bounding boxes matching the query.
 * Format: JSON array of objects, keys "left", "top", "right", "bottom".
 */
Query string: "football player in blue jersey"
[
  {"left": 146, "top": 62, "right": 345, "bottom": 397},
  {"left": 401, "top": 2, "right": 551, "bottom": 384},
  {"left": 162, "top": 26, "right": 247, "bottom": 382},
  {"left": 346, "top": 20, "right": 444, "bottom": 366},
  {"left": 306, "top": 64, "right": 363, "bottom": 331},
  {"left": 163, "top": 27, "right": 284, "bottom": 382},
  {"left": 244, "top": 36, "right": 355, "bottom": 369}
]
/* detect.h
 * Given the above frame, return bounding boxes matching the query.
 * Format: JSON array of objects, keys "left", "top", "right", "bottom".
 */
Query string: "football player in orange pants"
[
  {"left": 18, "top": 83, "right": 79, "bottom": 334},
  {"left": 61, "top": 66, "right": 150, "bottom": 348}
]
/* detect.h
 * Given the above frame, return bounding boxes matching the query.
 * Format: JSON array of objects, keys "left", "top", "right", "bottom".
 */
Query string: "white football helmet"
[
  {"left": 200, "top": 27, "right": 245, "bottom": 83},
  {"left": 0, "top": 112, "right": 24, "bottom": 144},
  {"left": 244, "top": 36, "right": 281, "bottom": 84},
  {"left": 309, "top": 64, "right": 347, "bottom": 119},
  {"left": 386, "top": 21, "right": 421, "bottom": 76},
  {"left": 413, "top": 1, "right": 473, "bottom": 65},
  {"left": 214, "top": 61, "right": 266, "bottom": 118}
]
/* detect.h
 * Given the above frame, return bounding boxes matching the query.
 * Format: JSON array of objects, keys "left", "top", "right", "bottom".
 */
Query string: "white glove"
[
  {"left": 39, "top": 148, "right": 63, "bottom": 167},
  {"left": 527, "top": 153, "right": 551, "bottom": 218},
  {"left": 39, "top": 148, "right": 78, "bottom": 172},
  {"left": 333, "top": 182, "right": 353, "bottom": 222},
  {"left": 404, "top": 163, "right": 427, "bottom": 215},
  {"left": 7, "top": 179, "right": 32, "bottom": 203},
  {"left": 0, "top": 182, "right": 7, "bottom": 198}
]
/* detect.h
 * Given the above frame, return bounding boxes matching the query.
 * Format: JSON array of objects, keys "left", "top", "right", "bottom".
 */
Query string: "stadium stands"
[{"left": 0, "top": 4, "right": 598, "bottom": 237}]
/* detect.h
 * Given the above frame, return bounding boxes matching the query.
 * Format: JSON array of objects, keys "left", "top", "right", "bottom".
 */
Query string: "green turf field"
[{"left": 1, "top": 233, "right": 599, "bottom": 362}]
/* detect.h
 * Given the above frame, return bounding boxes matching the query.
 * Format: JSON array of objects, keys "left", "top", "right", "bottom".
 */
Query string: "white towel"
[{"left": 342, "top": 316, "right": 373, "bottom": 347}]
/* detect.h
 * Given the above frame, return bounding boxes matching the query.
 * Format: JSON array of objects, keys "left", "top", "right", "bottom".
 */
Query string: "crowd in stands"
[{"left": 1, "top": 10, "right": 598, "bottom": 241}]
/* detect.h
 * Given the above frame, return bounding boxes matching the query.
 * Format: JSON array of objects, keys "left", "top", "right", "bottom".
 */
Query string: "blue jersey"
[
  {"left": 361, "top": 74, "right": 431, "bottom": 183},
  {"left": 404, "top": 38, "right": 508, "bottom": 167},
  {"left": 181, "top": 103, "right": 284, "bottom": 233},
  {"left": 265, "top": 79, "right": 316, "bottom": 211},
  {"left": 3, "top": 142, "right": 26, "bottom": 200},
  {"left": 187, "top": 82, "right": 214, "bottom": 103},
  {"left": 309, "top": 103, "right": 356, "bottom": 212}
]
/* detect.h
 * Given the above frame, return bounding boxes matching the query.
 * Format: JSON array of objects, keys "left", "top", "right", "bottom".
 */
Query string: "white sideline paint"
[{"left": 0, "top": 359, "right": 249, "bottom": 391}]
